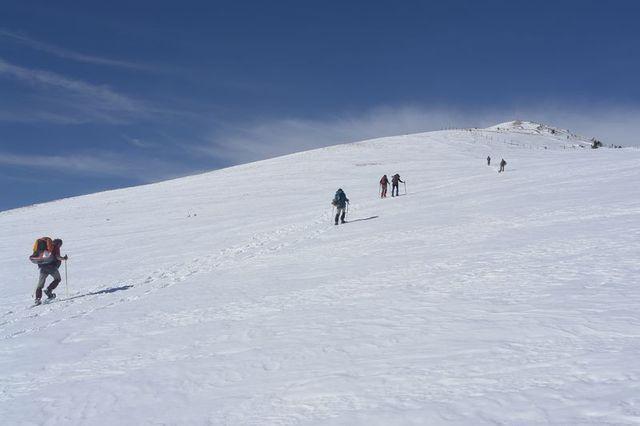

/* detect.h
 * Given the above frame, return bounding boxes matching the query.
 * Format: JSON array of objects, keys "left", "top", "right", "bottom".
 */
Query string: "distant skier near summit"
[
  {"left": 379, "top": 174, "right": 389, "bottom": 198},
  {"left": 499, "top": 158, "right": 507, "bottom": 173},
  {"left": 391, "top": 174, "right": 404, "bottom": 197},
  {"left": 487, "top": 156, "right": 491, "bottom": 166},
  {"left": 332, "top": 188, "right": 349, "bottom": 225}
]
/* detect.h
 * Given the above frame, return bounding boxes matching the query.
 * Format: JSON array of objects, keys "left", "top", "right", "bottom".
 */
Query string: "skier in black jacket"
[
  {"left": 499, "top": 158, "right": 507, "bottom": 173},
  {"left": 391, "top": 174, "right": 404, "bottom": 197}
]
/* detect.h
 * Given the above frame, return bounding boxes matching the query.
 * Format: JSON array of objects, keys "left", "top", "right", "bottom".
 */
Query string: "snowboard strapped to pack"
[{"left": 29, "top": 237, "right": 55, "bottom": 265}]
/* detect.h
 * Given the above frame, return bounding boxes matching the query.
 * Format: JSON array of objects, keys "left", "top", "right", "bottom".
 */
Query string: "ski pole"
[
  {"left": 64, "top": 259, "right": 69, "bottom": 298},
  {"left": 404, "top": 181, "right": 407, "bottom": 195}
]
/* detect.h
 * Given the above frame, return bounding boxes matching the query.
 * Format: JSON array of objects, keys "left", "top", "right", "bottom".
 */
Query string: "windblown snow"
[{"left": 1, "top": 123, "right": 639, "bottom": 425}]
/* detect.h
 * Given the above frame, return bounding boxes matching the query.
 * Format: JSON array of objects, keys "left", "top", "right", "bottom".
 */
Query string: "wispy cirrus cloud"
[
  {"left": 0, "top": 109, "right": 88, "bottom": 124},
  {"left": 121, "top": 134, "right": 159, "bottom": 149},
  {"left": 0, "top": 57, "right": 148, "bottom": 123},
  {"left": 0, "top": 150, "right": 192, "bottom": 182},
  {"left": 0, "top": 57, "right": 140, "bottom": 110},
  {"left": 0, "top": 28, "right": 150, "bottom": 71}
]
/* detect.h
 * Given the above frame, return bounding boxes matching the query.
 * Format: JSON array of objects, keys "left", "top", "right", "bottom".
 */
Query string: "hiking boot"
[
  {"left": 44, "top": 289, "right": 56, "bottom": 299},
  {"left": 34, "top": 298, "right": 41, "bottom": 306}
]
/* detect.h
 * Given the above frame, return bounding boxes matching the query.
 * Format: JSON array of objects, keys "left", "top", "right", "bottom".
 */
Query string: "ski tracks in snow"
[{"left": 0, "top": 212, "right": 333, "bottom": 342}]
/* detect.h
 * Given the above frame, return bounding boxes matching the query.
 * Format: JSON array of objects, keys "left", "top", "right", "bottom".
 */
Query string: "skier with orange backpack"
[{"left": 29, "top": 237, "right": 68, "bottom": 305}]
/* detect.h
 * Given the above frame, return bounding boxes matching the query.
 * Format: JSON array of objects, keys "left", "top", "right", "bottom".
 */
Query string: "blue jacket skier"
[{"left": 331, "top": 189, "right": 349, "bottom": 225}]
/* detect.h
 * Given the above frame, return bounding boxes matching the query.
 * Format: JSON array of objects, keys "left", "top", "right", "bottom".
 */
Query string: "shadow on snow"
[
  {"left": 345, "top": 215, "right": 379, "bottom": 224},
  {"left": 64, "top": 285, "right": 134, "bottom": 302}
]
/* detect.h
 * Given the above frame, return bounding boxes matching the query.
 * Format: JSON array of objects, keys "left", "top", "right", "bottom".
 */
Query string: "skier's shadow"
[
  {"left": 65, "top": 285, "right": 134, "bottom": 301},
  {"left": 346, "top": 215, "right": 379, "bottom": 223}
]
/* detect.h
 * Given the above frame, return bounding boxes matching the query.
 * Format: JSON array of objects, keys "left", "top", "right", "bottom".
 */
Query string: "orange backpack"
[{"left": 29, "top": 237, "right": 54, "bottom": 264}]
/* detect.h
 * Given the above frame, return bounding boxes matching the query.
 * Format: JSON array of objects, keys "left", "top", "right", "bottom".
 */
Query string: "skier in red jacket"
[{"left": 379, "top": 175, "right": 389, "bottom": 198}]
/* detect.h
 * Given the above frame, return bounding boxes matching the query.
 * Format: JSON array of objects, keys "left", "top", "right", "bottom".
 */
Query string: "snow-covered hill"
[
  {"left": 1, "top": 124, "right": 639, "bottom": 425},
  {"left": 485, "top": 120, "right": 595, "bottom": 148}
]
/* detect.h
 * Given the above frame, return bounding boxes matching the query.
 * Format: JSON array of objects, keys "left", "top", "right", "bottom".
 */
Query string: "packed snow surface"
[{"left": 1, "top": 126, "right": 639, "bottom": 425}]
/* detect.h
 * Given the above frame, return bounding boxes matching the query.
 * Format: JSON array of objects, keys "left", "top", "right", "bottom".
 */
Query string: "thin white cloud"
[
  {"left": 0, "top": 150, "right": 187, "bottom": 182},
  {"left": 0, "top": 109, "right": 87, "bottom": 124},
  {"left": 121, "top": 134, "right": 158, "bottom": 149},
  {"left": 0, "top": 58, "right": 139, "bottom": 110},
  {"left": 0, "top": 57, "right": 149, "bottom": 123},
  {"left": 0, "top": 28, "right": 149, "bottom": 71}
]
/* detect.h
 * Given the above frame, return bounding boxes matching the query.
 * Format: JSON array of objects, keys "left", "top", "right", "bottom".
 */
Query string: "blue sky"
[{"left": 1, "top": 0, "right": 640, "bottom": 211}]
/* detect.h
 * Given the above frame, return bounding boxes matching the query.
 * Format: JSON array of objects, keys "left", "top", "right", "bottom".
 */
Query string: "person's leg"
[
  {"left": 46, "top": 270, "right": 61, "bottom": 293},
  {"left": 382, "top": 186, "right": 387, "bottom": 197},
  {"left": 35, "top": 270, "right": 48, "bottom": 301},
  {"left": 334, "top": 210, "right": 340, "bottom": 225},
  {"left": 340, "top": 209, "right": 346, "bottom": 223}
]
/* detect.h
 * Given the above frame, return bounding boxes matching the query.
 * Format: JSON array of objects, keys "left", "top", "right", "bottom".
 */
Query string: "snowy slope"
[{"left": 1, "top": 124, "right": 640, "bottom": 425}]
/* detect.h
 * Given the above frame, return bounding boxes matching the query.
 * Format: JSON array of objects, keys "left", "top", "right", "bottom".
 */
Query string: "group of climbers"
[
  {"left": 331, "top": 173, "right": 405, "bottom": 226},
  {"left": 379, "top": 173, "right": 404, "bottom": 198},
  {"left": 487, "top": 156, "right": 507, "bottom": 172},
  {"left": 28, "top": 154, "right": 509, "bottom": 304},
  {"left": 332, "top": 155, "right": 507, "bottom": 228}
]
